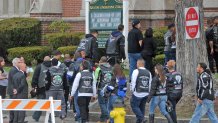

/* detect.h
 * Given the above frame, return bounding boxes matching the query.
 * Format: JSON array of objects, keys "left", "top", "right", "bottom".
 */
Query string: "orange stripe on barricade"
[
  {"left": 40, "top": 101, "right": 50, "bottom": 110},
  {"left": 6, "top": 100, "right": 21, "bottom": 109},
  {"left": 23, "top": 100, "right": 38, "bottom": 109},
  {"left": 57, "top": 106, "right": 61, "bottom": 110}
]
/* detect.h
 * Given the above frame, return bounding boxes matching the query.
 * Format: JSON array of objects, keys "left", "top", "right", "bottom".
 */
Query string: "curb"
[{"left": 89, "top": 112, "right": 211, "bottom": 123}]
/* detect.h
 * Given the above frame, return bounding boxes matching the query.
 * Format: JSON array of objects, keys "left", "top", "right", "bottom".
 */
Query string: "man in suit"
[
  {"left": 7, "top": 58, "right": 21, "bottom": 123},
  {"left": 12, "top": 63, "right": 28, "bottom": 123}
]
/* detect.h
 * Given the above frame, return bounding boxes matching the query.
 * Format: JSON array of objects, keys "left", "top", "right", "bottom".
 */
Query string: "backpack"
[
  {"left": 66, "top": 62, "right": 75, "bottom": 86},
  {"left": 106, "top": 35, "right": 122, "bottom": 55},
  {"left": 99, "top": 67, "right": 113, "bottom": 89},
  {"left": 76, "top": 37, "right": 93, "bottom": 57},
  {"left": 38, "top": 64, "right": 49, "bottom": 88}
]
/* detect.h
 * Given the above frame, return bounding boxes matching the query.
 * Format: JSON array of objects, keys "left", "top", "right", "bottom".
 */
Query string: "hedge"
[
  {"left": 45, "top": 32, "right": 84, "bottom": 49},
  {"left": 153, "top": 27, "right": 168, "bottom": 55},
  {"left": 57, "top": 46, "right": 77, "bottom": 55},
  {"left": 153, "top": 54, "right": 165, "bottom": 65},
  {"left": 7, "top": 46, "right": 51, "bottom": 65},
  {"left": 0, "top": 18, "right": 41, "bottom": 58}
]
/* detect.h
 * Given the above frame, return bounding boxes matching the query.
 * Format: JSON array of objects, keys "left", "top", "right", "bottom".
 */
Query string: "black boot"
[
  {"left": 165, "top": 114, "right": 174, "bottom": 123},
  {"left": 149, "top": 114, "right": 154, "bottom": 123}
]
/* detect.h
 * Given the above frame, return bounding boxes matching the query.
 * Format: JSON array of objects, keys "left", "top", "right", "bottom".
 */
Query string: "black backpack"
[
  {"left": 106, "top": 35, "right": 122, "bottom": 55},
  {"left": 76, "top": 37, "right": 93, "bottom": 57}
]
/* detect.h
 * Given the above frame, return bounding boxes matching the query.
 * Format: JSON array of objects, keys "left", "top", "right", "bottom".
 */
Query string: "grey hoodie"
[{"left": 164, "top": 30, "right": 172, "bottom": 52}]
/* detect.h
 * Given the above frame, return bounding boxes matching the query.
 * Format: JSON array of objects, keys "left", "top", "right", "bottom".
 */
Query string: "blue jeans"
[
  {"left": 74, "top": 91, "right": 80, "bottom": 120},
  {"left": 108, "top": 94, "right": 118, "bottom": 123},
  {"left": 164, "top": 51, "right": 171, "bottom": 65},
  {"left": 149, "top": 95, "right": 168, "bottom": 116},
  {"left": 98, "top": 91, "right": 109, "bottom": 122},
  {"left": 190, "top": 99, "right": 218, "bottom": 123},
  {"left": 130, "top": 95, "right": 147, "bottom": 123},
  {"left": 128, "top": 53, "right": 142, "bottom": 79}
]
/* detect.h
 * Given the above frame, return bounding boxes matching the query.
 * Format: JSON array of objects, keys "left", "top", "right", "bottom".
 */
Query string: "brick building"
[{"left": 0, "top": 0, "right": 218, "bottom": 45}]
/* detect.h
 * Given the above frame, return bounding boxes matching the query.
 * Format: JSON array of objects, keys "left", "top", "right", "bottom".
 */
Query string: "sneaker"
[{"left": 60, "top": 115, "right": 66, "bottom": 120}]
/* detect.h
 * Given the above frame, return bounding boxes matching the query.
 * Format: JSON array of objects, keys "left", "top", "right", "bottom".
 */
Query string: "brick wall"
[{"left": 62, "top": 0, "right": 82, "bottom": 17}]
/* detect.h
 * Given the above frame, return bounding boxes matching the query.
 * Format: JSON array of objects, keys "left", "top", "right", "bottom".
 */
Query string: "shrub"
[
  {"left": 7, "top": 46, "right": 51, "bottom": 65},
  {"left": 57, "top": 46, "right": 77, "bottom": 55},
  {"left": 0, "top": 18, "right": 41, "bottom": 58},
  {"left": 45, "top": 32, "right": 84, "bottom": 49},
  {"left": 153, "top": 54, "right": 165, "bottom": 65},
  {"left": 48, "top": 20, "right": 71, "bottom": 33},
  {"left": 153, "top": 27, "right": 168, "bottom": 55}
]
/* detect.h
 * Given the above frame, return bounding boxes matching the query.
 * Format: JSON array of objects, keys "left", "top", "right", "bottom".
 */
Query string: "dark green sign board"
[{"left": 90, "top": 0, "right": 123, "bottom": 48}]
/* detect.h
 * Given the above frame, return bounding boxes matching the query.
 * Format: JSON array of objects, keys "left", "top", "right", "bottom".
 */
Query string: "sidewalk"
[{"left": 2, "top": 111, "right": 212, "bottom": 123}]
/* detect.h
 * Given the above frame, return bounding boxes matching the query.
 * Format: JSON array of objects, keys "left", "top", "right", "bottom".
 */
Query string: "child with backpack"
[
  {"left": 95, "top": 56, "right": 113, "bottom": 123},
  {"left": 108, "top": 64, "right": 127, "bottom": 123}
]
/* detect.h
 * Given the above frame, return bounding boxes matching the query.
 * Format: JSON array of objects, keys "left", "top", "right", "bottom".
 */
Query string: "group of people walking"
[{"left": 0, "top": 17, "right": 218, "bottom": 123}]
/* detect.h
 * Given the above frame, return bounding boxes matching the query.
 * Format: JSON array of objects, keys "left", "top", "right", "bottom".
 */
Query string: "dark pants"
[
  {"left": 164, "top": 51, "right": 171, "bottom": 65},
  {"left": 0, "top": 85, "right": 6, "bottom": 99},
  {"left": 9, "top": 95, "right": 14, "bottom": 123},
  {"left": 13, "top": 94, "right": 28, "bottom": 123},
  {"left": 207, "top": 49, "right": 215, "bottom": 73},
  {"left": 171, "top": 49, "right": 176, "bottom": 61},
  {"left": 107, "top": 55, "right": 120, "bottom": 66},
  {"left": 78, "top": 96, "right": 91, "bottom": 123},
  {"left": 168, "top": 93, "right": 182, "bottom": 123},
  {"left": 213, "top": 51, "right": 218, "bottom": 73},
  {"left": 32, "top": 90, "right": 46, "bottom": 121},
  {"left": 130, "top": 95, "right": 147, "bottom": 123},
  {"left": 143, "top": 55, "right": 154, "bottom": 76},
  {"left": 64, "top": 87, "right": 70, "bottom": 115}
]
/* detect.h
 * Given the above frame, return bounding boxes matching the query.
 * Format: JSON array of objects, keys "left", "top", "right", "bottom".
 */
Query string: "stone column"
[
  {"left": 80, "top": 0, "right": 85, "bottom": 16},
  {"left": 8, "top": 0, "right": 15, "bottom": 16},
  {"left": 0, "top": 0, "right": 3, "bottom": 16},
  {"left": 19, "top": 0, "right": 26, "bottom": 16},
  {"left": 123, "top": 0, "right": 129, "bottom": 66}
]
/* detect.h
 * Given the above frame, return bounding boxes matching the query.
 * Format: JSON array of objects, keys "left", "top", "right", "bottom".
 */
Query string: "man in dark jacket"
[
  {"left": 205, "top": 18, "right": 215, "bottom": 73},
  {"left": 7, "top": 57, "right": 21, "bottom": 123},
  {"left": 106, "top": 24, "right": 126, "bottom": 66},
  {"left": 45, "top": 58, "right": 67, "bottom": 122},
  {"left": 209, "top": 16, "right": 218, "bottom": 73},
  {"left": 166, "top": 60, "right": 183, "bottom": 123},
  {"left": 32, "top": 56, "right": 51, "bottom": 122},
  {"left": 190, "top": 63, "right": 218, "bottom": 123},
  {"left": 12, "top": 63, "right": 28, "bottom": 123},
  {"left": 84, "top": 30, "right": 100, "bottom": 64},
  {"left": 164, "top": 23, "right": 175, "bottom": 65},
  {"left": 128, "top": 19, "right": 143, "bottom": 81}
]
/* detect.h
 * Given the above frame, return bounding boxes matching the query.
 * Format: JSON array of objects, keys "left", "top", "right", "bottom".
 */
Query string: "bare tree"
[{"left": 175, "top": 0, "right": 208, "bottom": 96}]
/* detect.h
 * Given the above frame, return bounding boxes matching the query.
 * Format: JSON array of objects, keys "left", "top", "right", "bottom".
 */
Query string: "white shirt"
[
  {"left": 71, "top": 70, "right": 97, "bottom": 97},
  {"left": 130, "top": 67, "right": 152, "bottom": 98}
]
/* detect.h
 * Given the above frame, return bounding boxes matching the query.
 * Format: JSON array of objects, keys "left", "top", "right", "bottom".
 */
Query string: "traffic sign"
[{"left": 185, "top": 7, "right": 200, "bottom": 39}]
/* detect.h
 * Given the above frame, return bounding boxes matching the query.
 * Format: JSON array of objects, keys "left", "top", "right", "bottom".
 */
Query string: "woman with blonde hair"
[{"left": 147, "top": 64, "right": 173, "bottom": 123}]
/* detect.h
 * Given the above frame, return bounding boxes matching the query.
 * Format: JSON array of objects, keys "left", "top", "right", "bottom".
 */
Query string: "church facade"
[{"left": 0, "top": 0, "right": 217, "bottom": 44}]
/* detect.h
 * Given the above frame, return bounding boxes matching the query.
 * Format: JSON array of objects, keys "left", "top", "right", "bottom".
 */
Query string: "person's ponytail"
[{"left": 204, "top": 69, "right": 212, "bottom": 76}]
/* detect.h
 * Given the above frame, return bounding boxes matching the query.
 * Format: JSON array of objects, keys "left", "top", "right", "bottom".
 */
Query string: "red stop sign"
[{"left": 185, "top": 7, "right": 199, "bottom": 39}]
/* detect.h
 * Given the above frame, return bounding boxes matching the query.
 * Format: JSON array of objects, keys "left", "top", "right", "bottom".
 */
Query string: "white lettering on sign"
[
  {"left": 185, "top": 7, "right": 200, "bottom": 39},
  {"left": 90, "top": 11, "right": 122, "bottom": 30}
]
